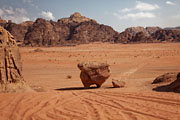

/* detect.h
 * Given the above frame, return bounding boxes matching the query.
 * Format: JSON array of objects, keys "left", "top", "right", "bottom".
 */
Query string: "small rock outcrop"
[
  {"left": 152, "top": 72, "right": 178, "bottom": 84},
  {"left": 77, "top": 62, "right": 110, "bottom": 88},
  {"left": 168, "top": 73, "right": 180, "bottom": 92},
  {"left": 0, "top": 26, "right": 31, "bottom": 92},
  {"left": 112, "top": 79, "right": 125, "bottom": 88}
]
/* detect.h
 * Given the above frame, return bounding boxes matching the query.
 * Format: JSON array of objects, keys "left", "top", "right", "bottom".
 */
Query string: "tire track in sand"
[{"left": 0, "top": 91, "right": 179, "bottom": 120}]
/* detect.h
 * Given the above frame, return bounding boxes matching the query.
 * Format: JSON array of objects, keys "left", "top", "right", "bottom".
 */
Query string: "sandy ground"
[{"left": 0, "top": 43, "right": 180, "bottom": 120}]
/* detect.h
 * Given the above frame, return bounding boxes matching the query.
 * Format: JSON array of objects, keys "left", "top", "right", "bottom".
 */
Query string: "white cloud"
[
  {"left": 166, "top": 1, "right": 176, "bottom": 5},
  {"left": 172, "top": 14, "right": 180, "bottom": 19},
  {"left": 0, "top": 7, "right": 30, "bottom": 23},
  {"left": 0, "top": 9, "right": 4, "bottom": 16},
  {"left": 41, "top": 11, "right": 55, "bottom": 20},
  {"left": 114, "top": 12, "right": 156, "bottom": 20},
  {"left": 4, "top": 7, "right": 14, "bottom": 14},
  {"left": 120, "top": 8, "right": 132, "bottom": 13},
  {"left": 23, "top": 0, "right": 33, "bottom": 3},
  {"left": 119, "top": 1, "right": 160, "bottom": 13},
  {"left": 135, "top": 1, "right": 160, "bottom": 11},
  {"left": 114, "top": 1, "right": 159, "bottom": 20}
]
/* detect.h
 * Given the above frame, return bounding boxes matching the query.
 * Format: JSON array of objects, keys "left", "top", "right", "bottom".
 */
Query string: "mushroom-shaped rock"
[
  {"left": 77, "top": 62, "right": 110, "bottom": 88},
  {"left": 112, "top": 79, "right": 125, "bottom": 88},
  {"left": 0, "top": 26, "right": 32, "bottom": 92}
]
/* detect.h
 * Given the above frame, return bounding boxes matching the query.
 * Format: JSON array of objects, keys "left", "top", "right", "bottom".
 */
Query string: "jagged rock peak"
[
  {"left": 70, "top": 12, "right": 83, "bottom": 18},
  {"left": 58, "top": 12, "right": 96, "bottom": 24}
]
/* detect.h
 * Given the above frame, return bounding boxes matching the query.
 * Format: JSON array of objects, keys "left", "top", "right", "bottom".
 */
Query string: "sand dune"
[{"left": 0, "top": 43, "right": 180, "bottom": 120}]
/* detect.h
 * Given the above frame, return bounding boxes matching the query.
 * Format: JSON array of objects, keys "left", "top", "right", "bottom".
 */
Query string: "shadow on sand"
[
  {"left": 152, "top": 85, "right": 171, "bottom": 92},
  {"left": 55, "top": 86, "right": 117, "bottom": 91},
  {"left": 55, "top": 86, "right": 99, "bottom": 91},
  {"left": 153, "top": 85, "right": 180, "bottom": 93}
]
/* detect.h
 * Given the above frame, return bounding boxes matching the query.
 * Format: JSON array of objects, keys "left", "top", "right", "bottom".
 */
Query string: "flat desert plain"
[{"left": 0, "top": 43, "right": 180, "bottom": 120}]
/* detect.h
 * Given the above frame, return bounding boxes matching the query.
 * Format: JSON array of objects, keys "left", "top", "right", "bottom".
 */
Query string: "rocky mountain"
[
  {"left": 0, "top": 12, "right": 180, "bottom": 46},
  {"left": 24, "top": 12, "right": 117, "bottom": 46}
]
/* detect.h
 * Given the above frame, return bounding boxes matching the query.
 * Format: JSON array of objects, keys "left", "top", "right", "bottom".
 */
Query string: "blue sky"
[{"left": 0, "top": 0, "right": 180, "bottom": 32}]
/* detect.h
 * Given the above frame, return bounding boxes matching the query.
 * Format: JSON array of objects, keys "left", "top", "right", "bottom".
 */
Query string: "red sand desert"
[{"left": 0, "top": 43, "right": 180, "bottom": 120}]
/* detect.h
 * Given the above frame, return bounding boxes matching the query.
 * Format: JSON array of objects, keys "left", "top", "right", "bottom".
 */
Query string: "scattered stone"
[
  {"left": 66, "top": 75, "right": 72, "bottom": 79},
  {"left": 77, "top": 61, "right": 110, "bottom": 88},
  {"left": 0, "top": 26, "right": 32, "bottom": 92},
  {"left": 33, "top": 48, "right": 44, "bottom": 52},
  {"left": 112, "top": 79, "right": 125, "bottom": 88}
]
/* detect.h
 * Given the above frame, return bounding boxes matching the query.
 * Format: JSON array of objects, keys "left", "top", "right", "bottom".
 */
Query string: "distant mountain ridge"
[{"left": 0, "top": 12, "right": 180, "bottom": 46}]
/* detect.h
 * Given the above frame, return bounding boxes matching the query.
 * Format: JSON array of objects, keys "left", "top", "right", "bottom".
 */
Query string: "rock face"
[
  {"left": 152, "top": 72, "right": 178, "bottom": 84},
  {"left": 70, "top": 20, "right": 117, "bottom": 43},
  {"left": 0, "top": 26, "right": 31, "bottom": 92},
  {"left": 125, "top": 26, "right": 149, "bottom": 36},
  {"left": 24, "top": 18, "right": 70, "bottom": 46},
  {"left": 112, "top": 79, "right": 125, "bottom": 88},
  {"left": 6, "top": 21, "right": 33, "bottom": 44},
  {"left": 0, "top": 17, "right": 33, "bottom": 45},
  {"left": 77, "top": 62, "right": 110, "bottom": 88},
  {"left": 146, "top": 27, "right": 161, "bottom": 35},
  {"left": 131, "top": 32, "right": 154, "bottom": 43}
]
